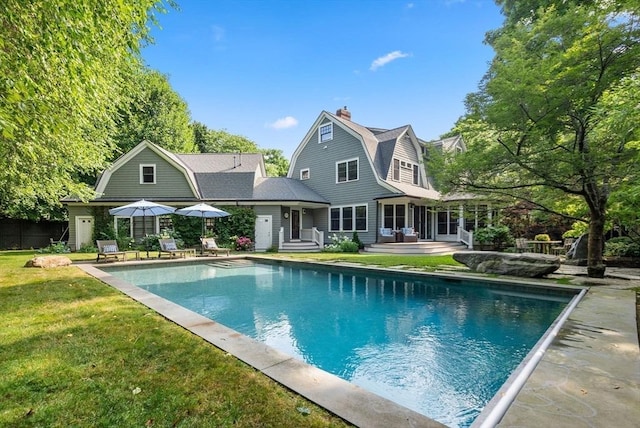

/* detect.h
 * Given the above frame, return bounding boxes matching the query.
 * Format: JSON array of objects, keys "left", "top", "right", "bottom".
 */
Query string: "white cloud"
[
  {"left": 370, "top": 51, "right": 411, "bottom": 71},
  {"left": 211, "top": 25, "right": 225, "bottom": 42},
  {"left": 267, "top": 116, "right": 298, "bottom": 130}
]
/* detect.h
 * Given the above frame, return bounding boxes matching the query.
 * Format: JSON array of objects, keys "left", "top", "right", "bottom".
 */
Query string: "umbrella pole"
[
  {"left": 143, "top": 212, "right": 149, "bottom": 258},
  {"left": 201, "top": 215, "right": 205, "bottom": 255}
]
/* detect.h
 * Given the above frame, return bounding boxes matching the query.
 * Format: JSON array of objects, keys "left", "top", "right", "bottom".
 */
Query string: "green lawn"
[{"left": 0, "top": 250, "right": 460, "bottom": 427}]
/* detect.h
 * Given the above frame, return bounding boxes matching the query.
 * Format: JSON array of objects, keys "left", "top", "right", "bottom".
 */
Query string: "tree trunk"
[{"left": 587, "top": 214, "right": 606, "bottom": 278}]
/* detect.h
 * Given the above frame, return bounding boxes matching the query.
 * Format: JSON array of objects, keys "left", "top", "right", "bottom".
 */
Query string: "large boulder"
[
  {"left": 25, "top": 255, "right": 72, "bottom": 268},
  {"left": 453, "top": 251, "right": 560, "bottom": 278}
]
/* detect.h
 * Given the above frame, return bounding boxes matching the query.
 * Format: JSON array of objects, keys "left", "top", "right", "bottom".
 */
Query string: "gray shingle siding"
[
  {"left": 292, "top": 119, "right": 390, "bottom": 243},
  {"left": 102, "top": 148, "right": 196, "bottom": 199}
]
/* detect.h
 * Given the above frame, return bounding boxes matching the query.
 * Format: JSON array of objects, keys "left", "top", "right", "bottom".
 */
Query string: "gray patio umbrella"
[
  {"left": 109, "top": 199, "right": 176, "bottom": 257},
  {"left": 175, "top": 203, "right": 230, "bottom": 253}
]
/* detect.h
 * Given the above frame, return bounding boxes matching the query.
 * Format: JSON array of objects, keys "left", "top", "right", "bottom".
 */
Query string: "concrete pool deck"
[{"left": 80, "top": 259, "right": 640, "bottom": 427}]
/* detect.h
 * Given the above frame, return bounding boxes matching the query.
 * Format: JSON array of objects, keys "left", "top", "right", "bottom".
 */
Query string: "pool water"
[{"left": 104, "top": 261, "right": 572, "bottom": 428}]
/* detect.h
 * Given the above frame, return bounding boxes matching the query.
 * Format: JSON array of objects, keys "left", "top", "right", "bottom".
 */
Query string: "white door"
[
  {"left": 254, "top": 215, "right": 272, "bottom": 251},
  {"left": 75, "top": 216, "right": 94, "bottom": 250}
]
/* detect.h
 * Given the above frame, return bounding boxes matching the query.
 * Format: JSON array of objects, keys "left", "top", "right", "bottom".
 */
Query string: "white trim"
[
  {"left": 335, "top": 157, "right": 359, "bottom": 184},
  {"left": 300, "top": 168, "right": 310, "bottom": 180},
  {"left": 139, "top": 163, "right": 156, "bottom": 184}
]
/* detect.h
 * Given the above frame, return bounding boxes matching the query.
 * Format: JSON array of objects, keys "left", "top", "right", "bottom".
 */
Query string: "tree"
[
  {"left": 111, "top": 67, "right": 196, "bottom": 158},
  {"left": 0, "top": 0, "right": 172, "bottom": 220},
  {"left": 193, "top": 125, "right": 259, "bottom": 153},
  {"left": 436, "top": 1, "right": 640, "bottom": 277},
  {"left": 261, "top": 148, "right": 290, "bottom": 177}
]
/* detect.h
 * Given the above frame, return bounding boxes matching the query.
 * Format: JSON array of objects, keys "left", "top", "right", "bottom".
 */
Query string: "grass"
[
  {"left": 0, "top": 250, "right": 352, "bottom": 427},
  {"left": 1, "top": 249, "right": 462, "bottom": 427},
  {"left": 259, "top": 252, "right": 460, "bottom": 269}
]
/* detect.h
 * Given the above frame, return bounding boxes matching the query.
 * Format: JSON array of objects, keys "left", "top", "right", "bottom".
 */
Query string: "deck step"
[
  {"left": 364, "top": 242, "right": 468, "bottom": 255},
  {"left": 280, "top": 241, "right": 321, "bottom": 252}
]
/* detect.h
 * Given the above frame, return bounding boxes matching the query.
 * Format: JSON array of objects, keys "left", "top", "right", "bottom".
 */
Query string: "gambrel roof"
[
  {"left": 290, "top": 111, "right": 441, "bottom": 200},
  {"left": 83, "top": 141, "right": 328, "bottom": 205}
]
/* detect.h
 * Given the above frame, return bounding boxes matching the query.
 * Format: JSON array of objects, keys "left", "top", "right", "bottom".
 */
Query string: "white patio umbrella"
[
  {"left": 175, "top": 203, "right": 230, "bottom": 253},
  {"left": 109, "top": 199, "right": 176, "bottom": 257}
]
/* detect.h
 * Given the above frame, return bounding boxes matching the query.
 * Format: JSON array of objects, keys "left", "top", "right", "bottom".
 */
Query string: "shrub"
[
  {"left": 474, "top": 225, "right": 514, "bottom": 249},
  {"left": 234, "top": 236, "right": 253, "bottom": 251},
  {"left": 37, "top": 241, "right": 70, "bottom": 254},
  {"left": 352, "top": 231, "right": 364, "bottom": 250},
  {"left": 534, "top": 234, "right": 551, "bottom": 241},
  {"left": 322, "top": 234, "right": 359, "bottom": 253},
  {"left": 604, "top": 237, "right": 640, "bottom": 257}
]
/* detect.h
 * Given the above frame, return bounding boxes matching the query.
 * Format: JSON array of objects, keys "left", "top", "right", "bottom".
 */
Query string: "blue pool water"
[{"left": 103, "top": 261, "right": 573, "bottom": 427}]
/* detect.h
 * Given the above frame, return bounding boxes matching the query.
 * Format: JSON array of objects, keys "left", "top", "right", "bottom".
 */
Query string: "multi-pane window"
[
  {"left": 383, "top": 204, "right": 408, "bottom": 229},
  {"left": 319, "top": 123, "right": 333, "bottom": 142},
  {"left": 355, "top": 205, "right": 367, "bottom": 230},
  {"left": 393, "top": 159, "right": 400, "bottom": 181},
  {"left": 383, "top": 205, "right": 394, "bottom": 229},
  {"left": 395, "top": 205, "right": 405, "bottom": 230},
  {"left": 158, "top": 216, "right": 173, "bottom": 232},
  {"left": 140, "top": 164, "right": 156, "bottom": 184},
  {"left": 329, "top": 204, "right": 367, "bottom": 231},
  {"left": 336, "top": 158, "right": 358, "bottom": 183},
  {"left": 437, "top": 209, "right": 459, "bottom": 235}
]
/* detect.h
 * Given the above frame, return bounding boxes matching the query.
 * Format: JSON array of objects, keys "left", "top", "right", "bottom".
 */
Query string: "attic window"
[
  {"left": 300, "top": 168, "right": 310, "bottom": 180},
  {"left": 319, "top": 123, "right": 333, "bottom": 143},
  {"left": 140, "top": 164, "right": 156, "bottom": 184}
]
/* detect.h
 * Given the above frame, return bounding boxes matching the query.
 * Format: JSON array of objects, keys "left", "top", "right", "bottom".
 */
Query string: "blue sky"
[{"left": 142, "top": 0, "right": 504, "bottom": 158}]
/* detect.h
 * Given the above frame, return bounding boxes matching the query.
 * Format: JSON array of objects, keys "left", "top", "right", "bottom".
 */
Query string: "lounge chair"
[
  {"left": 201, "top": 237, "right": 230, "bottom": 256},
  {"left": 401, "top": 227, "right": 418, "bottom": 242},
  {"left": 158, "top": 238, "right": 192, "bottom": 259},
  {"left": 378, "top": 227, "right": 395, "bottom": 243},
  {"left": 96, "top": 240, "right": 139, "bottom": 262}
]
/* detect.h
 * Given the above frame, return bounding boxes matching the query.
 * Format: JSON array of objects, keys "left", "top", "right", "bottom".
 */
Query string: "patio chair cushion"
[
  {"left": 102, "top": 244, "right": 118, "bottom": 253},
  {"left": 164, "top": 242, "right": 177, "bottom": 251},
  {"left": 205, "top": 240, "right": 218, "bottom": 249},
  {"left": 380, "top": 228, "right": 393, "bottom": 236}
]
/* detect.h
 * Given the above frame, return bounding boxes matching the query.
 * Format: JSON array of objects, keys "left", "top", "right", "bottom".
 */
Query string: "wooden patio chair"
[
  {"left": 96, "top": 240, "right": 139, "bottom": 262},
  {"left": 201, "top": 237, "right": 230, "bottom": 256},
  {"left": 158, "top": 238, "right": 191, "bottom": 259}
]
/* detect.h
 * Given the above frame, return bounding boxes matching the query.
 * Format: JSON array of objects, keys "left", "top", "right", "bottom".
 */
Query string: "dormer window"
[
  {"left": 319, "top": 123, "right": 333, "bottom": 143},
  {"left": 140, "top": 164, "right": 156, "bottom": 184}
]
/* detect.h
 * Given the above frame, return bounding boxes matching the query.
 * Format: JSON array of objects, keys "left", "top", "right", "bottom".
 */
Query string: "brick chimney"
[{"left": 336, "top": 106, "right": 351, "bottom": 121}]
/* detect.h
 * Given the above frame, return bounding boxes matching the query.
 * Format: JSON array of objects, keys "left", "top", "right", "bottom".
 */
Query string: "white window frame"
[
  {"left": 140, "top": 164, "right": 156, "bottom": 184},
  {"left": 328, "top": 203, "right": 368, "bottom": 232},
  {"left": 412, "top": 164, "right": 419, "bottom": 185},
  {"left": 318, "top": 123, "right": 333, "bottom": 143},
  {"left": 336, "top": 157, "right": 359, "bottom": 183},
  {"left": 392, "top": 158, "right": 400, "bottom": 181},
  {"left": 300, "top": 168, "right": 310, "bottom": 180}
]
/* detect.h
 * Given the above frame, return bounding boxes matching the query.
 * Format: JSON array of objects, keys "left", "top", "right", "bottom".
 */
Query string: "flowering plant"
[{"left": 235, "top": 236, "right": 253, "bottom": 251}]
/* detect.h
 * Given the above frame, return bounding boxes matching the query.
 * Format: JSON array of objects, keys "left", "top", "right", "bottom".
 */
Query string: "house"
[
  {"left": 287, "top": 107, "right": 483, "bottom": 246},
  {"left": 65, "top": 108, "right": 487, "bottom": 252},
  {"left": 64, "top": 140, "right": 330, "bottom": 251}
]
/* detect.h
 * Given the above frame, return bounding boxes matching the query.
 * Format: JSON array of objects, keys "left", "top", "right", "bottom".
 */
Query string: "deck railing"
[
  {"left": 458, "top": 226, "right": 473, "bottom": 249},
  {"left": 300, "top": 227, "right": 324, "bottom": 249}
]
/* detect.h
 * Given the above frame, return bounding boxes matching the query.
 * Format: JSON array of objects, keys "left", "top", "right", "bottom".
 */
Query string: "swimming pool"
[{"left": 101, "top": 259, "right": 579, "bottom": 428}]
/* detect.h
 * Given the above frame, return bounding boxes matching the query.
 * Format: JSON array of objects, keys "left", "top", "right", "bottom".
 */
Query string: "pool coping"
[{"left": 78, "top": 256, "right": 640, "bottom": 427}]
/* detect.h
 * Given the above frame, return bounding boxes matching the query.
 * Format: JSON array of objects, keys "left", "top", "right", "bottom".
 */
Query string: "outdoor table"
[{"left": 526, "top": 240, "right": 562, "bottom": 254}]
